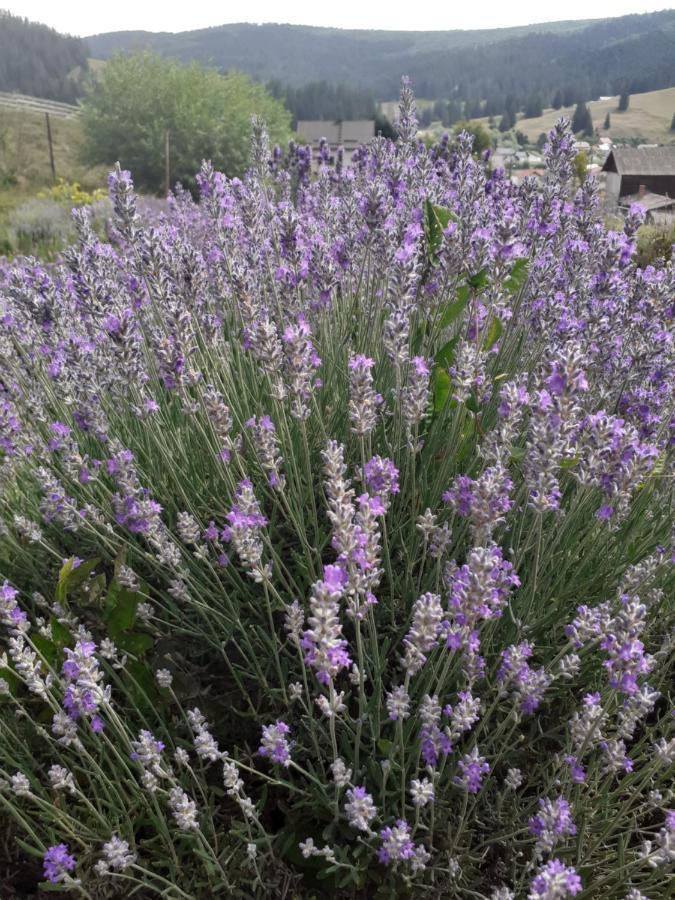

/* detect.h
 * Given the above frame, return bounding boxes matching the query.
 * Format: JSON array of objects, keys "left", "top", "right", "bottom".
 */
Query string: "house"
[
  {"left": 619, "top": 188, "right": 675, "bottom": 226},
  {"left": 296, "top": 120, "right": 375, "bottom": 165},
  {"left": 492, "top": 147, "right": 517, "bottom": 171},
  {"left": 602, "top": 146, "right": 675, "bottom": 208},
  {"left": 510, "top": 168, "right": 545, "bottom": 185}
]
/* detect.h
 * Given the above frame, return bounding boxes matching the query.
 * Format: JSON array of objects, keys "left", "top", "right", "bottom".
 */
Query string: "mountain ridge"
[{"left": 85, "top": 11, "right": 675, "bottom": 108}]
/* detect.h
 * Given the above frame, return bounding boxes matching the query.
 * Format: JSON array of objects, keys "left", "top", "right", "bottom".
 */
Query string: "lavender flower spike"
[
  {"left": 43, "top": 844, "right": 76, "bottom": 885},
  {"left": 259, "top": 721, "right": 292, "bottom": 766}
]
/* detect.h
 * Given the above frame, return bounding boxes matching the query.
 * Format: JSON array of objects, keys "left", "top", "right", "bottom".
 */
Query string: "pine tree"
[
  {"left": 499, "top": 109, "right": 515, "bottom": 132},
  {"left": 604, "top": 112, "right": 611, "bottom": 130},
  {"left": 524, "top": 93, "right": 543, "bottom": 119},
  {"left": 551, "top": 89, "right": 563, "bottom": 110},
  {"left": 583, "top": 107, "right": 594, "bottom": 137},
  {"left": 670, "top": 112, "right": 675, "bottom": 132},
  {"left": 618, "top": 92, "right": 630, "bottom": 112},
  {"left": 572, "top": 100, "right": 590, "bottom": 134},
  {"left": 447, "top": 100, "right": 463, "bottom": 126}
]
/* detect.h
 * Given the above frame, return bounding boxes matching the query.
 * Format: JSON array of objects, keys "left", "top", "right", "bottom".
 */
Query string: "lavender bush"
[{"left": 0, "top": 83, "right": 673, "bottom": 898}]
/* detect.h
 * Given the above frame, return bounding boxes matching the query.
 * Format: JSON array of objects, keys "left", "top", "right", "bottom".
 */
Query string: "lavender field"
[{"left": 0, "top": 84, "right": 673, "bottom": 898}]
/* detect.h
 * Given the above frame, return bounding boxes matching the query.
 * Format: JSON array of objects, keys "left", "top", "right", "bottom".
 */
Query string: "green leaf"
[
  {"left": 67, "top": 558, "right": 100, "bottom": 591},
  {"left": 434, "top": 334, "right": 460, "bottom": 368},
  {"left": 467, "top": 268, "right": 489, "bottom": 290},
  {"left": 15, "top": 838, "right": 43, "bottom": 859},
  {"left": 125, "top": 660, "right": 158, "bottom": 711},
  {"left": 485, "top": 316, "right": 503, "bottom": 350},
  {"left": 510, "top": 447, "right": 527, "bottom": 462},
  {"left": 0, "top": 666, "right": 20, "bottom": 695},
  {"left": 504, "top": 257, "right": 529, "bottom": 294},
  {"left": 430, "top": 203, "right": 459, "bottom": 230},
  {"left": 105, "top": 589, "right": 139, "bottom": 637},
  {"left": 433, "top": 368, "right": 451, "bottom": 413},
  {"left": 31, "top": 634, "right": 58, "bottom": 668},
  {"left": 85, "top": 573, "right": 107, "bottom": 605},
  {"left": 424, "top": 200, "right": 458, "bottom": 263},
  {"left": 56, "top": 557, "right": 101, "bottom": 605},
  {"left": 55, "top": 557, "right": 75, "bottom": 605},
  {"left": 438, "top": 285, "right": 470, "bottom": 330},
  {"left": 115, "top": 631, "right": 154, "bottom": 656},
  {"left": 465, "top": 392, "right": 481, "bottom": 414},
  {"left": 377, "top": 739, "right": 394, "bottom": 755},
  {"left": 560, "top": 455, "right": 580, "bottom": 470},
  {"left": 49, "top": 617, "right": 71, "bottom": 649}
]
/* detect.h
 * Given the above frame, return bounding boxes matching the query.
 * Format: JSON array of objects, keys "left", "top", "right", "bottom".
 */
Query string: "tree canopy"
[
  {"left": 454, "top": 121, "right": 492, "bottom": 155},
  {"left": 87, "top": 11, "right": 675, "bottom": 121},
  {"left": 80, "top": 53, "right": 292, "bottom": 193},
  {"left": 572, "top": 102, "right": 593, "bottom": 137},
  {"left": 0, "top": 10, "right": 88, "bottom": 102}
]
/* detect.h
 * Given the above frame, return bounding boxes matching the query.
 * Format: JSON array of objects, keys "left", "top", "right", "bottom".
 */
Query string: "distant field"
[
  {"left": 383, "top": 87, "right": 675, "bottom": 146},
  {"left": 0, "top": 106, "right": 107, "bottom": 243},
  {"left": 0, "top": 107, "right": 105, "bottom": 190},
  {"left": 512, "top": 87, "right": 675, "bottom": 144}
]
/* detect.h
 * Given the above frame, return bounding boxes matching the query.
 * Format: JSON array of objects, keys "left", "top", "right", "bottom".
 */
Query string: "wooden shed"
[
  {"left": 296, "top": 120, "right": 375, "bottom": 165},
  {"left": 602, "top": 147, "right": 675, "bottom": 207}
]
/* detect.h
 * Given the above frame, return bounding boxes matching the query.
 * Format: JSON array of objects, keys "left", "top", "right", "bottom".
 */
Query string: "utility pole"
[
  {"left": 45, "top": 113, "right": 56, "bottom": 182},
  {"left": 164, "top": 129, "right": 170, "bottom": 197}
]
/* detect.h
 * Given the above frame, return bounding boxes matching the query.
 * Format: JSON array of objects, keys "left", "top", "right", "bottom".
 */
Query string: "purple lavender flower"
[
  {"left": 282, "top": 316, "right": 321, "bottom": 420},
  {"left": 363, "top": 456, "right": 400, "bottom": 506},
  {"left": 43, "top": 844, "right": 76, "bottom": 884},
  {"left": 400, "top": 356, "right": 430, "bottom": 431},
  {"left": 443, "top": 464, "right": 513, "bottom": 541},
  {"left": 455, "top": 746, "right": 490, "bottom": 793},
  {"left": 528, "top": 859, "right": 582, "bottom": 898},
  {"left": 61, "top": 640, "right": 109, "bottom": 731},
  {"left": 402, "top": 592, "right": 443, "bottom": 675},
  {"left": 302, "top": 564, "right": 351, "bottom": 684},
  {"left": 529, "top": 797, "right": 577, "bottom": 855},
  {"left": 225, "top": 479, "right": 270, "bottom": 581},
  {"left": 378, "top": 820, "right": 416, "bottom": 864},
  {"left": 246, "top": 415, "right": 285, "bottom": 489},
  {"left": 565, "top": 756, "right": 586, "bottom": 784},
  {"left": 348, "top": 355, "right": 381, "bottom": 435},
  {"left": 0, "top": 581, "right": 28, "bottom": 633},
  {"left": 344, "top": 786, "right": 377, "bottom": 832},
  {"left": 497, "top": 642, "right": 552, "bottom": 714},
  {"left": 259, "top": 721, "right": 292, "bottom": 767},
  {"left": 443, "top": 544, "right": 520, "bottom": 669},
  {"left": 419, "top": 694, "right": 452, "bottom": 768}
]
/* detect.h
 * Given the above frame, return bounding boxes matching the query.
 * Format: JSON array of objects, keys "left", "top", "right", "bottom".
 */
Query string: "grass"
[
  {"left": 496, "top": 87, "right": 675, "bottom": 144},
  {"left": 0, "top": 106, "right": 107, "bottom": 255},
  {"left": 387, "top": 87, "right": 675, "bottom": 146}
]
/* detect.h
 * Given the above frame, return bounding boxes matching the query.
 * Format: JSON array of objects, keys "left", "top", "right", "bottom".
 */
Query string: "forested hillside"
[
  {"left": 0, "top": 11, "right": 89, "bottom": 102},
  {"left": 87, "top": 11, "right": 675, "bottom": 117}
]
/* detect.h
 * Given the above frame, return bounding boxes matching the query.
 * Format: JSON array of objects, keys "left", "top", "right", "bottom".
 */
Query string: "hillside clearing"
[{"left": 500, "top": 87, "right": 675, "bottom": 144}]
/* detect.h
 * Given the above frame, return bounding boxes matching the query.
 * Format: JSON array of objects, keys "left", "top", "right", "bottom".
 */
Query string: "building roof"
[
  {"left": 601, "top": 146, "right": 675, "bottom": 177},
  {"left": 619, "top": 191, "right": 675, "bottom": 212},
  {"left": 296, "top": 120, "right": 375, "bottom": 145},
  {"left": 510, "top": 168, "right": 545, "bottom": 182}
]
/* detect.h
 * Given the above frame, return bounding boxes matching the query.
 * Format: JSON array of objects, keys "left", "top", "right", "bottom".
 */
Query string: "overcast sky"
[{"left": 9, "top": 1, "right": 671, "bottom": 37}]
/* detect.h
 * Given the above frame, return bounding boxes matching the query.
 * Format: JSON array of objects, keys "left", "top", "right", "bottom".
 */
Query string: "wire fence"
[{"left": 0, "top": 91, "right": 80, "bottom": 119}]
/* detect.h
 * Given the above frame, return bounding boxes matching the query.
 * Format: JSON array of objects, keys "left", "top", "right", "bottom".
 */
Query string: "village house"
[
  {"left": 602, "top": 146, "right": 675, "bottom": 210},
  {"left": 296, "top": 119, "right": 375, "bottom": 165},
  {"left": 619, "top": 187, "right": 675, "bottom": 226}
]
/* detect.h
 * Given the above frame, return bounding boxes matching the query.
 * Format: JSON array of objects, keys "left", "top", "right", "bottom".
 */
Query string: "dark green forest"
[
  {"left": 2, "top": 9, "right": 675, "bottom": 123},
  {"left": 266, "top": 80, "right": 377, "bottom": 125},
  {"left": 0, "top": 10, "right": 88, "bottom": 102},
  {"left": 87, "top": 12, "right": 675, "bottom": 118}
]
